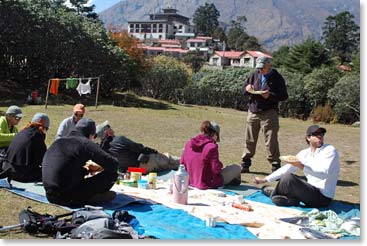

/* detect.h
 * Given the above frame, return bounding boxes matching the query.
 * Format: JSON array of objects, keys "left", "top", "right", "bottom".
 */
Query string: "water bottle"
[
  {"left": 172, "top": 164, "right": 189, "bottom": 205},
  {"left": 129, "top": 218, "right": 145, "bottom": 236}
]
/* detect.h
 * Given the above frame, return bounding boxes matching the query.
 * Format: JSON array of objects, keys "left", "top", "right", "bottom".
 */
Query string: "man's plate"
[
  {"left": 279, "top": 155, "right": 298, "bottom": 162},
  {"left": 248, "top": 90, "right": 267, "bottom": 95}
]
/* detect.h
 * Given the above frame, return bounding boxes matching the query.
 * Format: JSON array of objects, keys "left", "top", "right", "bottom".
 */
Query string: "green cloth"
[
  {"left": 0, "top": 116, "right": 18, "bottom": 148},
  {"left": 66, "top": 78, "right": 78, "bottom": 89}
]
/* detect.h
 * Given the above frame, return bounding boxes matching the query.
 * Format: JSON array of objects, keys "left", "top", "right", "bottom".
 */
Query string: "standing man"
[
  {"left": 240, "top": 56, "right": 288, "bottom": 173},
  {"left": 55, "top": 103, "right": 85, "bottom": 140},
  {"left": 254, "top": 125, "right": 340, "bottom": 208},
  {"left": 0, "top": 106, "right": 24, "bottom": 162}
]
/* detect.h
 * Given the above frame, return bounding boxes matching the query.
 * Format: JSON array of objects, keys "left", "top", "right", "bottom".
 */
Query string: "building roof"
[
  {"left": 196, "top": 36, "right": 213, "bottom": 40},
  {"left": 161, "top": 44, "right": 181, "bottom": 48},
  {"left": 214, "top": 51, "right": 245, "bottom": 59},
  {"left": 246, "top": 50, "right": 273, "bottom": 58},
  {"left": 158, "top": 39, "right": 181, "bottom": 45},
  {"left": 186, "top": 38, "right": 206, "bottom": 43}
]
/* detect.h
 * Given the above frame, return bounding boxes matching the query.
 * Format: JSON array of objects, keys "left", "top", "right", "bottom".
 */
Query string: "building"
[
  {"left": 128, "top": 8, "right": 195, "bottom": 41},
  {"left": 209, "top": 50, "right": 272, "bottom": 68}
]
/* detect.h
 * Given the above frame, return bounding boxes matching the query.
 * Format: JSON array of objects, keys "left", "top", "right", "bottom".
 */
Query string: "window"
[
  {"left": 153, "top": 24, "right": 157, "bottom": 33},
  {"left": 158, "top": 24, "right": 163, "bottom": 33},
  {"left": 129, "top": 24, "right": 134, "bottom": 33}
]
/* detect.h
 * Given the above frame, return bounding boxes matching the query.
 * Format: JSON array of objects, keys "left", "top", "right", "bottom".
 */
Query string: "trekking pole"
[{"left": 0, "top": 223, "right": 24, "bottom": 231}]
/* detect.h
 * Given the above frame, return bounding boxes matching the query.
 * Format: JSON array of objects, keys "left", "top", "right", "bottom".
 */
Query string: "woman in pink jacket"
[{"left": 180, "top": 121, "right": 242, "bottom": 189}]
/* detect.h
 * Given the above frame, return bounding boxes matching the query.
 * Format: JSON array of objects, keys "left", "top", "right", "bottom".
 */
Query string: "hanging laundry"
[
  {"left": 50, "top": 78, "right": 60, "bottom": 95},
  {"left": 66, "top": 78, "right": 78, "bottom": 89},
  {"left": 76, "top": 78, "right": 92, "bottom": 96}
]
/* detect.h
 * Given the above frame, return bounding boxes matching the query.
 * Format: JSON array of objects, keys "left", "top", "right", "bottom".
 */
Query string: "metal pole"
[
  {"left": 95, "top": 77, "right": 100, "bottom": 108},
  {"left": 44, "top": 79, "right": 51, "bottom": 109}
]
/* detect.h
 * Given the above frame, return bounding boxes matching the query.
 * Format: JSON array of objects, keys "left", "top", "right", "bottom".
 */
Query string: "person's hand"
[
  {"left": 261, "top": 90, "right": 270, "bottom": 99},
  {"left": 246, "top": 84, "right": 254, "bottom": 92},
  {"left": 254, "top": 177, "right": 267, "bottom": 185}
]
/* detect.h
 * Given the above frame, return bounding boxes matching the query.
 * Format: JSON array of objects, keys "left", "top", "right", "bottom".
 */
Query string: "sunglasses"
[
  {"left": 74, "top": 113, "right": 84, "bottom": 118},
  {"left": 311, "top": 132, "right": 325, "bottom": 137},
  {"left": 13, "top": 116, "right": 22, "bottom": 121}
]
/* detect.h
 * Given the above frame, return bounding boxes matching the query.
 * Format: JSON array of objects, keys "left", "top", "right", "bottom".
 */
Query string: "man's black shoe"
[
  {"left": 271, "top": 195, "right": 299, "bottom": 206},
  {"left": 271, "top": 163, "right": 281, "bottom": 172},
  {"left": 241, "top": 166, "right": 250, "bottom": 173},
  {"left": 261, "top": 185, "right": 274, "bottom": 197},
  {"left": 227, "top": 177, "right": 241, "bottom": 186}
]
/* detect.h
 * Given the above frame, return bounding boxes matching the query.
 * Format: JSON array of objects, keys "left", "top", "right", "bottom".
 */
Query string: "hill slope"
[{"left": 98, "top": 0, "right": 360, "bottom": 51}]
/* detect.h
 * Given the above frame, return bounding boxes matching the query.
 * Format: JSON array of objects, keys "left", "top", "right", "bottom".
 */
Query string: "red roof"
[
  {"left": 246, "top": 50, "right": 272, "bottom": 58},
  {"left": 186, "top": 38, "right": 206, "bottom": 43},
  {"left": 161, "top": 44, "right": 181, "bottom": 48},
  {"left": 215, "top": 51, "right": 244, "bottom": 59},
  {"left": 164, "top": 48, "right": 189, "bottom": 53},
  {"left": 196, "top": 36, "right": 213, "bottom": 40},
  {"left": 158, "top": 39, "right": 181, "bottom": 45}
]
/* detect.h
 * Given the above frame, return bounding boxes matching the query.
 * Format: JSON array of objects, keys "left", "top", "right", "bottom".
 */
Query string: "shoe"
[
  {"left": 240, "top": 159, "right": 252, "bottom": 173},
  {"left": 241, "top": 166, "right": 250, "bottom": 173},
  {"left": 261, "top": 185, "right": 274, "bottom": 197},
  {"left": 271, "top": 195, "right": 299, "bottom": 206},
  {"left": 271, "top": 163, "right": 281, "bottom": 172},
  {"left": 227, "top": 177, "right": 241, "bottom": 186},
  {"left": 87, "top": 191, "right": 116, "bottom": 204}
]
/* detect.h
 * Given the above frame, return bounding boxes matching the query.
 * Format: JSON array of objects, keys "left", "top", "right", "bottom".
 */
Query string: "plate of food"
[
  {"left": 280, "top": 155, "right": 299, "bottom": 162},
  {"left": 248, "top": 89, "right": 267, "bottom": 94}
]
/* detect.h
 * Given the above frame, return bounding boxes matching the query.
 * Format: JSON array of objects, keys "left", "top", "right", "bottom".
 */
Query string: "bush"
[{"left": 311, "top": 104, "right": 336, "bottom": 123}]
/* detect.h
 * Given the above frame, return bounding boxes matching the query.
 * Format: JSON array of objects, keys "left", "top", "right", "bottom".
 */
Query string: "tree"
[
  {"left": 182, "top": 51, "right": 206, "bottom": 73},
  {"left": 67, "top": 0, "right": 98, "bottom": 19},
  {"left": 327, "top": 73, "right": 360, "bottom": 123},
  {"left": 226, "top": 17, "right": 262, "bottom": 51},
  {"left": 272, "top": 46, "right": 290, "bottom": 68},
  {"left": 192, "top": 3, "right": 220, "bottom": 36},
  {"left": 283, "top": 38, "right": 331, "bottom": 74},
  {"left": 322, "top": 11, "right": 359, "bottom": 63}
]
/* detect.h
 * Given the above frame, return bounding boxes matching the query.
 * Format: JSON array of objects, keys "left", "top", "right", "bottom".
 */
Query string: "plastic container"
[
  {"left": 148, "top": 172, "right": 157, "bottom": 189},
  {"left": 137, "top": 180, "right": 148, "bottom": 189},
  {"left": 172, "top": 164, "right": 189, "bottom": 205}
]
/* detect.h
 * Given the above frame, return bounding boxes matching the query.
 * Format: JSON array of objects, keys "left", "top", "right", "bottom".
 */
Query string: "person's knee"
[{"left": 279, "top": 173, "right": 296, "bottom": 186}]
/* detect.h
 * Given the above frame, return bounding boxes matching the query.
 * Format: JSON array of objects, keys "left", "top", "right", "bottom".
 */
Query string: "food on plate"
[{"left": 279, "top": 155, "right": 299, "bottom": 162}]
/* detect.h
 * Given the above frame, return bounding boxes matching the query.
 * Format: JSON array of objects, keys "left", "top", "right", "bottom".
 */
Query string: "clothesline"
[{"left": 44, "top": 77, "right": 101, "bottom": 109}]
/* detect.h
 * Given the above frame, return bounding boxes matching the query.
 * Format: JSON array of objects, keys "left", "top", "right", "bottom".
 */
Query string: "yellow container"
[{"left": 148, "top": 172, "right": 157, "bottom": 189}]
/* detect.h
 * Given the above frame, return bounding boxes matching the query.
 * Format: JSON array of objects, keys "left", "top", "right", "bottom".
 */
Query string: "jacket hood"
[{"left": 189, "top": 134, "right": 215, "bottom": 152}]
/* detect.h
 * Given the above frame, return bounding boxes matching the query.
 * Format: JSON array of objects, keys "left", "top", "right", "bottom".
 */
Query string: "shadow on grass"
[
  {"left": 344, "top": 160, "right": 357, "bottom": 165},
  {"left": 102, "top": 93, "right": 175, "bottom": 110},
  {"left": 337, "top": 179, "right": 359, "bottom": 187}
]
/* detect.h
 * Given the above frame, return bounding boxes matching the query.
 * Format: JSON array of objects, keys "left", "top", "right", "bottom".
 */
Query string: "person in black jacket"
[
  {"left": 42, "top": 118, "right": 119, "bottom": 207},
  {"left": 0, "top": 113, "right": 49, "bottom": 182},
  {"left": 95, "top": 122, "right": 180, "bottom": 173},
  {"left": 240, "top": 56, "right": 288, "bottom": 174}
]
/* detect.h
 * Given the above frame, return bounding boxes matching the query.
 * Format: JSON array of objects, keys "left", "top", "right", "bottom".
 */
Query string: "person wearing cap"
[
  {"left": 0, "top": 105, "right": 24, "bottom": 149},
  {"left": 180, "top": 120, "right": 242, "bottom": 190},
  {"left": 0, "top": 113, "right": 50, "bottom": 182},
  {"left": 240, "top": 55, "right": 288, "bottom": 173},
  {"left": 253, "top": 125, "right": 340, "bottom": 207},
  {"left": 95, "top": 121, "right": 180, "bottom": 173},
  {"left": 42, "top": 118, "right": 120, "bottom": 207},
  {"left": 55, "top": 103, "right": 86, "bottom": 140}
]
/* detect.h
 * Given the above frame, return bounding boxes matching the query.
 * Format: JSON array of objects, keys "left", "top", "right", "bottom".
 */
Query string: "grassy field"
[{"left": 0, "top": 94, "right": 360, "bottom": 239}]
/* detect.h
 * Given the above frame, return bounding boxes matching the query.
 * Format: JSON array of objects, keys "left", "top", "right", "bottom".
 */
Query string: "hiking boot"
[
  {"left": 271, "top": 163, "right": 281, "bottom": 172},
  {"left": 241, "top": 158, "right": 251, "bottom": 173},
  {"left": 228, "top": 177, "right": 241, "bottom": 186},
  {"left": 261, "top": 185, "right": 274, "bottom": 197},
  {"left": 271, "top": 195, "right": 299, "bottom": 206},
  {"left": 87, "top": 191, "right": 116, "bottom": 204}
]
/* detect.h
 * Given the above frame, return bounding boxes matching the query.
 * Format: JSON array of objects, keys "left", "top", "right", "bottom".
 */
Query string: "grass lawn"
[{"left": 0, "top": 95, "right": 360, "bottom": 239}]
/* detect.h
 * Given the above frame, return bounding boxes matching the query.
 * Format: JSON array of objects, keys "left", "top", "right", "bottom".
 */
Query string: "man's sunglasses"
[
  {"left": 74, "top": 113, "right": 84, "bottom": 118},
  {"left": 311, "top": 132, "right": 325, "bottom": 137}
]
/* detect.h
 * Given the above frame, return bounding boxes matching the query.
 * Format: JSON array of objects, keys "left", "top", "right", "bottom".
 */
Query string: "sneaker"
[
  {"left": 241, "top": 159, "right": 251, "bottom": 173},
  {"left": 271, "top": 163, "right": 281, "bottom": 172},
  {"left": 87, "top": 191, "right": 116, "bottom": 204},
  {"left": 271, "top": 195, "right": 299, "bottom": 206},
  {"left": 261, "top": 185, "right": 274, "bottom": 197}
]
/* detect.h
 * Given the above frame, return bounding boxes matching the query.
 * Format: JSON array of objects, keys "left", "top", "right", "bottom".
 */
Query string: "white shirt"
[
  {"left": 266, "top": 144, "right": 340, "bottom": 198},
  {"left": 55, "top": 116, "right": 77, "bottom": 140}
]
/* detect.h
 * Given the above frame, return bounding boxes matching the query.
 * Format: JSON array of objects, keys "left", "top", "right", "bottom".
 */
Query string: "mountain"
[{"left": 98, "top": 0, "right": 360, "bottom": 51}]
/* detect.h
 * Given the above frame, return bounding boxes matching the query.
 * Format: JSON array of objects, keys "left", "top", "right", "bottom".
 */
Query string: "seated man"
[
  {"left": 95, "top": 121, "right": 180, "bottom": 173},
  {"left": 0, "top": 105, "right": 24, "bottom": 163},
  {"left": 55, "top": 103, "right": 85, "bottom": 140},
  {"left": 254, "top": 125, "right": 340, "bottom": 207},
  {"left": 42, "top": 118, "right": 119, "bottom": 207}
]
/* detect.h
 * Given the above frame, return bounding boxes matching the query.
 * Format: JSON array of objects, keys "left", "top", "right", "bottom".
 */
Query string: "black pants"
[
  {"left": 46, "top": 171, "right": 117, "bottom": 207},
  {"left": 272, "top": 173, "right": 332, "bottom": 208}
]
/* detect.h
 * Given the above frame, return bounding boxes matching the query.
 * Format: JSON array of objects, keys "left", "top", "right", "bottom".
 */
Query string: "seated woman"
[
  {"left": 0, "top": 113, "right": 50, "bottom": 182},
  {"left": 180, "top": 120, "right": 242, "bottom": 190},
  {"left": 95, "top": 121, "right": 180, "bottom": 173}
]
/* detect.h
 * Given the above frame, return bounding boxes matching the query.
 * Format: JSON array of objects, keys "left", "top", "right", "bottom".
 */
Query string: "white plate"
[{"left": 248, "top": 90, "right": 267, "bottom": 94}]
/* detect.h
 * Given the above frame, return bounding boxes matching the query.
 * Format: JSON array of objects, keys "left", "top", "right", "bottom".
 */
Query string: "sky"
[{"left": 89, "top": 0, "right": 121, "bottom": 13}]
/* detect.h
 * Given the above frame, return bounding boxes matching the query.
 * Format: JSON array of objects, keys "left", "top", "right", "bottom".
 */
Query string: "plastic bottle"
[{"left": 172, "top": 164, "right": 189, "bottom": 205}]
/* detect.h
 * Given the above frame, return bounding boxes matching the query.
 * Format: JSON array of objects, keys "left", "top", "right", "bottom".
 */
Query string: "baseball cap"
[
  {"left": 6, "top": 105, "right": 24, "bottom": 118},
  {"left": 31, "top": 113, "right": 50, "bottom": 128},
  {"left": 209, "top": 121, "right": 220, "bottom": 142},
  {"left": 255, "top": 56, "right": 272, "bottom": 69},
  {"left": 75, "top": 118, "right": 96, "bottom": 138},
  {"left": 306, "top": 125, "right": 326, "bottom": 136},
  {"left": 73, "top": 103, "right": 85, "bottom": 114}
]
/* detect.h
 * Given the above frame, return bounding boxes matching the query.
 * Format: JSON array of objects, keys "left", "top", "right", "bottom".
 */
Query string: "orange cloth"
[{"left": 50, "top": 78, "right": 60, "bottom": 95}]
